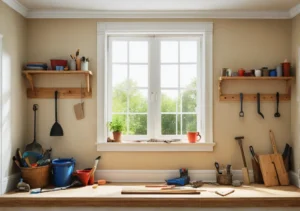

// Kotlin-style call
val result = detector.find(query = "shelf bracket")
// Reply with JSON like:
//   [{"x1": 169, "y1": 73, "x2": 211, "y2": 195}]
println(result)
[
  {"x1": 25, "y1": 73, "x2": 34, "y2": 91},
  {"x1": 86, "y1": 74, "x2": 90, "y2": 93}
]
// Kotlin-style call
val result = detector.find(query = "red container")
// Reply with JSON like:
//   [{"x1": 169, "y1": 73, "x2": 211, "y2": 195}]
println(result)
[
  {"x1": 50, "y1": 59, "x2": 67, "y2": 70},
  {"x1": 75, "y1": 170, "x2": 91, "y2": 186},
  {"x1": 282, "y1": 62, "x2": 290, "y2": 77},
  {"x1": 238, "y1": 68, "x2": 245, "y2": 76}
]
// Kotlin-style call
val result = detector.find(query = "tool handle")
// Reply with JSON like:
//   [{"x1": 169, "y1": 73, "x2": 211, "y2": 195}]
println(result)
[
  {"x1": 276, "y1": 92, "x2": 279, "y2": 111},
  {"x1": 55, "y1": 91, "x2": 58, "y2": 122},
  {"x1": 214, "y1": 162, "x2": 221, "y2": 174},
  {"x1": 238, "y1": 139, "x2": 247, "y2": 167},
  {"x1": 249, "y1": 146, "x2": 259, "y2": 163},
  {"x1": 33, "y1": 104, "x2": 38, "y2": 143},
  {"x1": 269, "y1": 130, "x2": 278, "y2": 154},
  {"x1": 240, "y1": 93, "x2": 243, "y2": 110}
]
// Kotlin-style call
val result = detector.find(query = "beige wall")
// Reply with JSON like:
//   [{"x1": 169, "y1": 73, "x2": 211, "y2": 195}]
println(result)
[
  {"x1": 27, "y1": 19, "x2": 292, "y2": 170},
  {"x1": 291, "y1": 14, "x2": 300, "y2": 172},
  {"x1": 0, "y1": 1, "x2": 27, "y2": 178}
]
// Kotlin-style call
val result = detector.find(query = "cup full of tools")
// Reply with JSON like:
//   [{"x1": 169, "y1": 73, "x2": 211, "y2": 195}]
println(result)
[{"x1": 215, "y1": 162, "x2": 233, "y2": 185}]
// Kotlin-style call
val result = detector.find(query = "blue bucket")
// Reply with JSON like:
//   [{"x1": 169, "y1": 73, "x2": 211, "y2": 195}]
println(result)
[{"x1": 52, "y1": 158, "x2": 76, "y2": 187}]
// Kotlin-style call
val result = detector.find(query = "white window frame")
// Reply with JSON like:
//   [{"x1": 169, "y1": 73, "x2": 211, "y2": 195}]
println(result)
[{"x1": 97, "y1": 22, "x2": 214, "y2": 151}]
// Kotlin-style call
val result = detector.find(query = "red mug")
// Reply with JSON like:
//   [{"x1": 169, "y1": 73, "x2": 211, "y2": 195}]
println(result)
[
  {"x1": 187, "y1": 132, "x2": 201, "y2": 143},
  {"x1": 238, "y1": 68, "x2": 245, "y2": 76}
]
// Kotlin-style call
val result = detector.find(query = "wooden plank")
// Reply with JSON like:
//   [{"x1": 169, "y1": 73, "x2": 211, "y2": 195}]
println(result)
[
  {"x1": 259, "y1": 154, "x2": 279, "y2": 187},
  {"x1": 27, "y1": 88, "x2": 92, "y2": 99},
  {"x1": 121, "y1": 189, "x2": 201, "y2": 194},
  {"x1": 219, "y1": 94, "x2": 290, "y2": 102},
  {"x1": 23, "y1": 70, "x2": 92, "y2": 75},
  {"x1": 252, "y1": 158, "x2": 264, "y2": 184},
  {"x1": 271, "y1": 154, "x2": 289, "y2": 186},
  {"x1": 219, "y1": 76, "x2": 294, "y2": 81}
]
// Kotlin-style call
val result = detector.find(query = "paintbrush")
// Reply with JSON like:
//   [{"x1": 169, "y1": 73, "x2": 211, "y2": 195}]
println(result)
[
  {"x1": 89, "y1": 156, "x2": 101, "y2": 178},
  {"x1": 75, "y1": 49, "x2": 80, "y2": 59}
]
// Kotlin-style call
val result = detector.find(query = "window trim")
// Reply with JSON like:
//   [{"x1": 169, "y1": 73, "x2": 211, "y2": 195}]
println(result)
[{"x1": 97, "y1": 22, "x2": 214, "y2": 151}]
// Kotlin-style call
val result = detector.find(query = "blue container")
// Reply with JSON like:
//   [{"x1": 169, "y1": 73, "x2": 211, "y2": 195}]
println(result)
[{"x1": 52, "y1": 158, "x2": 76, "y2": 187}]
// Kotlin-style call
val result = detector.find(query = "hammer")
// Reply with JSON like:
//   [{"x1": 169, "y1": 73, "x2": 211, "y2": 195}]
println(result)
[{"x1": 235, "y1": 136, "x2": 250, "y2": 185}]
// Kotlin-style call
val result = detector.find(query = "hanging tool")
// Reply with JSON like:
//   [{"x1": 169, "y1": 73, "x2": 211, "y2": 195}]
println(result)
[
  {"x1": 235, "y1": 136, "x2": 250, "y2": 185},
  {"x1": 214, "y1": 162, "x2": 222, "y2": 174},
  {"x1": 25, "y1": 104, "x2": 44, "y2": 163},
  {"x1": 257, "y1": 93, "x2": 264, "y2": 119},
  {"x1": 239, "y1": 93, "x2": 244, "y2": 117},
  {"x1": 274, "y1": 92, "x2": 281, "y2": 118},
  {"x1": 50, "y1": 91, "x2": 64, "y2": 136}
]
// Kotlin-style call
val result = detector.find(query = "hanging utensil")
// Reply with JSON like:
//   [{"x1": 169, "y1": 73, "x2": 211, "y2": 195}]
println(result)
[
  {"x1": 50, "y1": 91, "x2": 64, "y2": 136},
  {"x1": 239, "y1": 93, "x2": 244, "y2": 117},
  {"x1": 25, "y1": 105, "x2": 43, "y2": 157},
  {"x1": 274, "y1": 92, "x2": 281, "y2": 118},
  {"x1": 257, "y1": 93, "x2": 264, "y2": 119}
]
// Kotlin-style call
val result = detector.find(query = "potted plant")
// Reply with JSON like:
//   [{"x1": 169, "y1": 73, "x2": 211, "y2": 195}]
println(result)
[
  {"x1": 107, "y1": 119, "x2": 124, "y2": 142},
  {"x1": 80, "y1": 56, "x2": 90, "y2": 71}
]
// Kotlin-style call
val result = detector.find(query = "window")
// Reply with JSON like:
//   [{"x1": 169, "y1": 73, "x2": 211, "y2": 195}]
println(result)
[{"x1": 97, "y1": 22, "x2": 214, "y2": 151}]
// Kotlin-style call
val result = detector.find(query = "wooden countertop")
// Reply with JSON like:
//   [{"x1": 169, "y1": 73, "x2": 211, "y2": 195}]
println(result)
[{"x1": 1, "y1": 183, "x2": 300, "y2": 207}]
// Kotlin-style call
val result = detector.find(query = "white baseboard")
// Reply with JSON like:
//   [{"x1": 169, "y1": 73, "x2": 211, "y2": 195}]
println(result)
[
  {"x1": 289, "y1": 171, "x2": 299, "y2": 188},
  {"x1": 94, "y1": 170, "x2": 254, "y2": 183},
  {"x1": 1, "y1": 173, "x2": 20, "y2": 194}
]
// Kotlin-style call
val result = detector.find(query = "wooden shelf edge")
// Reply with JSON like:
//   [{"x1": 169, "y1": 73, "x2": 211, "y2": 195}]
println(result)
[
  {"x1": 27, "y1": 88, "x2": 92, "y2": 99},
  {"x1": 219, "y1": 76, "x2": 294, "y2": 81},
  {"x1": 219, "y1": 94, "x2": 290, "y2": 102},
  {"x1": 23, "y1": 70, "x2": 92, "y2": 75}
]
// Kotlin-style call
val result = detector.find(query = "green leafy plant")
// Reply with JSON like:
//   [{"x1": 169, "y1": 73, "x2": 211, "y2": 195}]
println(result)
[
  {"x1": 107, "y1": 118, "x2": 124, "y2": 132},
  {"x1": 81, "y1": 56, "x2": 90, "y2": 62}
]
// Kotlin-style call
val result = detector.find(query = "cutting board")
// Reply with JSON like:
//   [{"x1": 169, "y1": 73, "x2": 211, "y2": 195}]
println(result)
[
  {"x1": 259, "y1": 154, "x2": 279, "y2": 187},
  {"x1": 269, "y1": 130, "x2": 289, "y2": 186},
  {"x1": 121, "y1": 189, "x2": 201, "y2": 194}
]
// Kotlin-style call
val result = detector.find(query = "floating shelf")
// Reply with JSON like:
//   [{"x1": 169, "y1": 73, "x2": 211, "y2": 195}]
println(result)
[
  {"x1": 218, "y1": 76, "x2": 294, "y2": 102},
  {"x1": 23, "y1": 70, "x2": 93, "y2": 99}
]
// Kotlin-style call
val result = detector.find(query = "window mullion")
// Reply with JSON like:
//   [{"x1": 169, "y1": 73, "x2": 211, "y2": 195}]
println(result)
[{"x1": 126, "y1": 41, "x2": 130, "y2": 135}]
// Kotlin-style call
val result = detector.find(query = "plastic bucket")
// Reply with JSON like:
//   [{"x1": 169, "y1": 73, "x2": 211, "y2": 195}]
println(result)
[{"x1": 52, "y1": 158, "x2": 76, "y2": 187}]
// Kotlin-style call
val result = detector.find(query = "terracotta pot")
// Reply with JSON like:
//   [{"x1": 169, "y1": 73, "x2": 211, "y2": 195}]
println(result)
[
  {"x1": 113, "y1": 131, "x2": 122, "y2": 142},
  {"x1": 187, "y1": 131, "x2": 201, "y2": 143}
]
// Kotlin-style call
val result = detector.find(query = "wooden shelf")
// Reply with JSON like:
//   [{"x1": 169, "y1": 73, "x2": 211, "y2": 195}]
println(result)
[
  {"x1": 219, "y1": 76, "x2": 294, "y2": 81},
  {"x1": 218, "y1": 76, "x2": 294, "y2": 102},
  {"x1": 23, "y1": 70, "x2": 93, "y2": 99}
]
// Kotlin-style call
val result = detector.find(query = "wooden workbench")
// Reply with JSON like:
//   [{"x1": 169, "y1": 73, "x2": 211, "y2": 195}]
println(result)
[{"x1": 0, "y1": 183, "x2": 300, "y2": 208}]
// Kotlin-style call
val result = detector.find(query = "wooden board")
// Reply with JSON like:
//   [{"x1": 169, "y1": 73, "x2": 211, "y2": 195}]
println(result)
[
  {"x1": 242, "y1": 167, "x2": 250, "y2": 185},
  {"x1": 271, "y1": 154, "x2": 289, "y2": 185},
  {"x1": 252, "y1": 158, "x2": 264, "y2": 184},
  {"x1": 219, "y1": 76, "x2": 294, "y2": 81},
  {"x1": 259, "y1": 154, "x2": 279, "y2": 187},
  {"x1": 215, "y1": 188, "x2": 235, "y2": 196},
  {"x1": 121, "y1": 189, "x2": 200, "y2": 194},
  {"x1": 27, "y1": 88, "x2": 92, "y2": 99}
]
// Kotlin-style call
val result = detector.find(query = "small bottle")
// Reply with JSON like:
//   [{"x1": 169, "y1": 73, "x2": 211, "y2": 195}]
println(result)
[{"x1": 17, "y1": 178, "x2": 30, "y2": 192}]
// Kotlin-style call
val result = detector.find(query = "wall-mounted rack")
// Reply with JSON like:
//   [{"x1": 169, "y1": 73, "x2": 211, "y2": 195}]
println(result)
[
  {"x1": 23, "y1": 70, "x2": 93, "y2": 99},
  {"x1": 218, "y1": 76, "x2": 294, "y2": 102}
]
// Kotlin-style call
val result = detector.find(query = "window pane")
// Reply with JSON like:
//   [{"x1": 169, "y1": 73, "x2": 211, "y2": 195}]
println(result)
[
  {"x1": 129, "y1": 89, "x2": 148, "y2": 112},
  {"x1": 177, "y1": 114, "x2": 181, "y2": 135},
  {"x1": 161, "y1": 41, "x2": 178, "y2": 63},
  {"x1": 129, "y1": 41, "x2": 148, "y2": 63},
  {"x1": 129, "y1": 115, "x2": 147, "y2": 135},
  {"x1": 112, "y1": 64, "x2": 127, "y2": 88},
  {"x1": 182, "y1": 90, "x2": 197, "y2": 112},
  {"x1": 180, "y1": 65, "x2": 197, "y2": 89},
  {"x1": 112, "y1": 89, "x2": 127, "y2": 113},
  {"x1": 182, "y1": 114, "x2": 197, "y2": 134},
  {"x1": 112, "y1": 114, "x2": 127, "y2": 134},
  {"x1": 112, "y1": 41, "x2": 127, "y2": 63},
  {"x1": 161, "y1": 114, "x2": 176, "y2": 135},
  {"x1": 161, "y1": 90, "x2": 177, "y2": 112},
  {"x1": 161, "y1": 65, "x2": 178, "y2": 88},
  {"x1": 180, "y1": 41, "x2": 197, "y2": 63},
  {"x1": 129, "y1": 65, "x2": 148, "y2": 87}
]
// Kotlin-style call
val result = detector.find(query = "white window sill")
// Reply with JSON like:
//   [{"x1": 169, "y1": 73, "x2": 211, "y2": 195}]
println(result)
[{"x1": 97, "y1": 142, "x2": 216, "y2": 152}]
